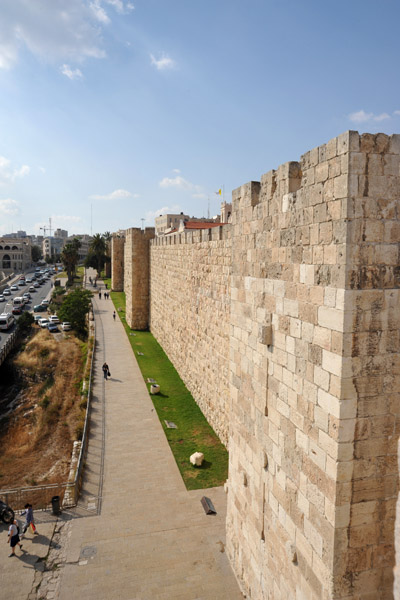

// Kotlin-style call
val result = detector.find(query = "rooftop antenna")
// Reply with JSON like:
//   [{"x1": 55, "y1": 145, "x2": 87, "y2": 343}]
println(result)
[
  {"x1": 91, "y1": 203, "x2": 93, "y2": 236},
  {"x1": 141, "y1": 218, "x2": 145, "y2": 230},
  {"x1": 207, "y1": 196, "x2": 210, "y2": 219},
  {"x1": 49, "y1": 217, "x2": 52, "y2": 237}
]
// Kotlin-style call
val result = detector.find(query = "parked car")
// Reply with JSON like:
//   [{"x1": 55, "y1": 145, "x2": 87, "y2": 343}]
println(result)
[
  {"x1": 49, "y1": 315, "x2": 59, "y2": 324},
  {"x1": 39, "y1": 318, "x2": 50, "y2": 328},
  {"x1": 41, "y1": 300, "x2": 50, "y2": 307},
  {"x1": 61, "y1": 322, "x2": 72, "y2": 331},
  {"x1": 33, "y1": 314, "x2": 43, "y2": 323},
  {"x1": 33, "y1": 304, "x2": 47, "y2": 312},
  {"x1": 48, "y1": 323, "x2": 59, "y2": 333}
]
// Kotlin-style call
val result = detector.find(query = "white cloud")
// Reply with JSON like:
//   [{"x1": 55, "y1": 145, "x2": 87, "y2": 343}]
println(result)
[
  {"x1": 192, "y1": 193, "x2": 208, "y2": 199},
  {"x1": 374, "y1": 112, "x2": 390, "y2": 122},
  {"x1": 159, "y1": 176, "x2": 192, "y2": 190},
  {"x1": 61, "y1": 64, "x2": 84, "y2": 80},
  {"x1": 172, "y1": 168, "x2": 181, "y2": 174},
  {"x1": 90, "y1": 188, "x2": 133, "y2": 200},
  {"x1": 394, "y1": 110, "x2": 400, "y2": 116},
  {"x1": 0, "y1": 156, "x2": 30, "y2": 185},
  {"x1": 90, "y1": 0, "x2": 111, "y2": 24},
  {"x1": 349, "y1": 109, "x2": 391, "y2": 123},
  {"x1": 0, "y1": 0, "x2": 134, "y2": 72},
  {"x1": 38, "y1": 166, "x2": 46, "y2": 174},
  {"x1": 150, "y1": 53, "x2": 175, "y2": 70},
  {"x1": 0, "y1": 198, "x2": 20, "y2": 216}
]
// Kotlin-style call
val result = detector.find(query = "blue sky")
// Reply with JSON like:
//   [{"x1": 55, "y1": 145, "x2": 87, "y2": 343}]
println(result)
[{"x1": 0, "y1": 0, "x2": 399, "y2": 237}]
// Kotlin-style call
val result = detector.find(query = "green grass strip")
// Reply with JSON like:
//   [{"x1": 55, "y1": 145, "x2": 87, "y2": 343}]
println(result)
[{"x1": 102, "y1": 277, "x2": 228, "y2": 490}]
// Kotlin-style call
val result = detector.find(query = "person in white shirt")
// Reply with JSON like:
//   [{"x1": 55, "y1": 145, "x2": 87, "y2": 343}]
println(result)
[{"x1": 7, "y1": 519, "x2": 23, "y2": 557}]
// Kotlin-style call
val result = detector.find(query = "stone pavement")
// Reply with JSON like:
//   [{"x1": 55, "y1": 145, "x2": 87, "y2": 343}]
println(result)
[
  {"x1": 0, "y1": 515, "x2": 58, "y2": 600},
  {"x1": 51, "y1": 272, "x2": 243, "y2": 600}
]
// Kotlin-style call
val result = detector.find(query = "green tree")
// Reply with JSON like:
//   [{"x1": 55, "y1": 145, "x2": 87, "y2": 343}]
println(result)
[
  {"x1": 61, "y1": 238, "x2": 81, "y2": 285},
  {"x1": 88, "y1": 233, "x2": 107, "y2": 276},
  {"x1": 31, "y1": 245, "x2": 42, "y2": 262},
  {"x1": 57, "y1": 288, "x2": 93, "y2": 336},
  {"x1": 16, "y1": 311, "x2": 34, "y2": 336}
]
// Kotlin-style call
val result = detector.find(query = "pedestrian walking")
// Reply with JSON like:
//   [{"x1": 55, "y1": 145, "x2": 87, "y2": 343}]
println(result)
[
  {"x1": 21, "y1": 503, "x2": 38, "y2": 536},
  {"x1": 99, "y1": 291, "x2": 101, "y2": 299},
  {"x1": 102, "y1": 362, "x2": 110, "y2": 380},
  {"x1": 113, "y1": 310, "x2": 116, "y2": 321},
  {"x1": 8, "y1": 519, "x2": 23, "y2": 557}
]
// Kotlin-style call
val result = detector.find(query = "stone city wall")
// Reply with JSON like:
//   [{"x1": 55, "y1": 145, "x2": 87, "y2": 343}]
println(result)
[
  {"x1": 150, "y1": 227, "x2": 232, "y2": 446},
  {"x1": 125, "y1": 227, "x2": 155, "y2": 330},
  {"x1": 225, "y1": 131, "x2": 400, "y2": 600},
  {"x1": 112, "y1": 130, "x2": 400, "y2": 599},
  {"x1": 111, "y1": 235, "x2": 125, "y2": 292}
]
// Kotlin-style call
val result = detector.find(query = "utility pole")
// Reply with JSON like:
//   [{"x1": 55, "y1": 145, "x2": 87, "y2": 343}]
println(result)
[{"x1": 48, "y1": 217, "x2": 52, "y2": 237}]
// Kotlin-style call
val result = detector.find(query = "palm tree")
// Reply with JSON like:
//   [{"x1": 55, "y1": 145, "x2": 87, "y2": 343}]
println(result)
[
  {"x1": 61, "y1": 238, "x2": 81, "y2": 285},
  {"x1": 89, "y1": 233, "x2": 107, "y2": 277}
]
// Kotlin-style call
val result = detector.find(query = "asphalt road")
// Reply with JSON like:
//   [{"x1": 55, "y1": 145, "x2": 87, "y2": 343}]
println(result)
[{"x1": 0, "y1": 272, "x2": 54, "y2": 350}]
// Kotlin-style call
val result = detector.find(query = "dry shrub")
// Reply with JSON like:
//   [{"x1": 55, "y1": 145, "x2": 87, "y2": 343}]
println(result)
[{"x1": 0, "y1": 328, "x2": 90, "y2": 488}]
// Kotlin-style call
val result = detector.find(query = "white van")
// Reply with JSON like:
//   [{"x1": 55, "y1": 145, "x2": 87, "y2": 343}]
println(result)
[
  {"x1": 0, "y1": 313, "x2": 15, "y2": 330},
  {"x1": 13, "y1": 296, "x2": 24, "y2": 307}
]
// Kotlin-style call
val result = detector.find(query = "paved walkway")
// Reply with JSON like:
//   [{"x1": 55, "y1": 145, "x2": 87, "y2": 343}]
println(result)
[{"x1": 53, "y1": 273, "x2": 242, "y2": 600}]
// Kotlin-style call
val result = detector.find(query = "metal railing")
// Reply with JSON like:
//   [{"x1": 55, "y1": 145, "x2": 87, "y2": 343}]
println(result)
[
  {"x1": 0, "y1": 330, "x2": 18, "y2": 367},
  {"x1": 0, "y1": 303, "x2": 96, "y2": 512}
]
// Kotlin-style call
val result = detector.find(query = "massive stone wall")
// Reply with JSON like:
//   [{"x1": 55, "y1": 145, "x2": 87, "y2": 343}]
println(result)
[
  {"x1": 111, "y1": 234, "x2": 125, "y2": 291},
  {"x1": 226, "y1": 131, "x2": 400, "y2": 599},
  {"x1": 150, "y1": 227, "x2": 232, "y2": 446},
  {"x1": 125, "y1": 227, "x2": 155, "y2": 330},
  {"x1": 113, "y1": 130, "x2": 400, "y2": 599}
]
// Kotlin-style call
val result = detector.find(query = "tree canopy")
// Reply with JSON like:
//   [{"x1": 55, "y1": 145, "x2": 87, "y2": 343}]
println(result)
[
  {"x1": 61, "y1": 238, "x2": 81, "y2": 285},
  {"x1": 31, "y1": 245, "x2": 42, "y2": 262},
  {"x1": 85, "y1": 233, "x2": 107, "y2": 276},
  {"x1": 57, "y1": 288, "x2": 93, "y2": 336}
]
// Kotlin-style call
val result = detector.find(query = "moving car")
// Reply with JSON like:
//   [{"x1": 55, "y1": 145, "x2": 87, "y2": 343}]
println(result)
[
  {"x1": 0, "y1": 295, "x2": 4, "y2": 302},
  {"x1": 3, "y1": 288, "x2": 11, "y2": 295},
  {"x1": 61, "y1": 322, "x2": 72, "y2": 331},
  {"x1": 10, "y1": 285, "x2": 18, "y2": 291},
  {"x1": 0, "y1": 313, "x2": 15, "y2": 330},
  {"x1": 33, "y1": 282, "x2": 40, "y2": 288},
  {"x1": 29, "y1": 286, "x2": 36, "y2": 292},
  {"x1": 12, "y1": 306, "x2": 23, "y2": 315},
  {"x1": 23, "y1": 292, "x2": 31, "y2": 300}
]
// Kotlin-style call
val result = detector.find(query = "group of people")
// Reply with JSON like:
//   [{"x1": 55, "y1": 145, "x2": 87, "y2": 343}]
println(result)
[
  {"x1": 7, "y1": 503, "x2": 38, "y2": 558},
  {"x1": 98, "y1": 290, "x2": 110, "y2": 300}
]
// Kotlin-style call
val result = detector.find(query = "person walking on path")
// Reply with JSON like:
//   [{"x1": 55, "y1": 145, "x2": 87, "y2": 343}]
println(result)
[
  {"x1": 102, "y1": 362, "x2": 110, "y2": 380},
  {"x1": 113, "y1": 310, "x2": 116, "y2": 321},
  {"x1": 21, "y1": 503, "x2": 38, "y2": 537},
  {"x1": 99, "y1": 291, "x2": 102, "y2": 300},
  {"x1": 7, "y1": 519, "x2": 23, "y2": 557}
]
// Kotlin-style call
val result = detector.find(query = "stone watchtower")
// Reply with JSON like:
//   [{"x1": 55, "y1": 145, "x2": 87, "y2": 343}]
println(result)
[
  {"x1": 111, "y1": 234, "x2": 125, "y2": 292},
  {"x1": 226, "y1": 131, "x2": 400, "y2": 599},
  {"x1": 124, "y1": 227, "x2": 155, "y2": 330}
]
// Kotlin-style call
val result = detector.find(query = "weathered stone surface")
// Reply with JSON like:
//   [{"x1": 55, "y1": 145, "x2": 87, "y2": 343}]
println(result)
[{"x1": 110, "y1": 131, "x2": 400, "y2": 600}]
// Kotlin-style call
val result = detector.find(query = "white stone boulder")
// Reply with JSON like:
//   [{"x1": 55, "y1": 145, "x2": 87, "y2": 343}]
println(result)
[
  {"x1": 190, "y1": 452, "x2": 204, "y2": 467},
  {"x1": 150, "y1": 384, "x2": 160, "y2": 394}
]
